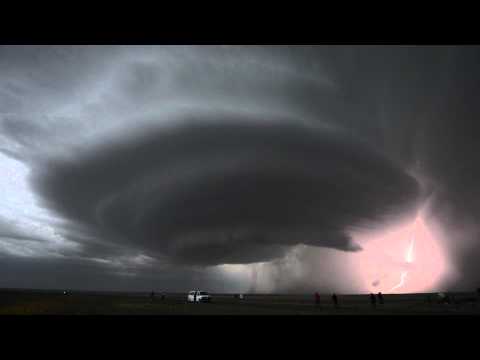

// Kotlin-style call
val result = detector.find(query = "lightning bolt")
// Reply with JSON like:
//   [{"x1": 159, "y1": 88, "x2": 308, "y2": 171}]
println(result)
[
  {"x1": 390, "y1": 222, "x2": 416, "y2": 292},
  {"x1": 390, "y1": 271, "x2": 408, "y2": 291}
]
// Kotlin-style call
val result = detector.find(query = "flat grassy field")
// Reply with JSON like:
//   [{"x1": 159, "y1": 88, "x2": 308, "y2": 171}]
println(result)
[{"x1": 0, "y1": 289, "x2": 479, "y2": 315}]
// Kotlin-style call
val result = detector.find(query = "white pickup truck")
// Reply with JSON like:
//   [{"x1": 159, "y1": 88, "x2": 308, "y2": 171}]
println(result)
[{"x1": 187, "y1": 290, "x2": 212, "y2": 303}]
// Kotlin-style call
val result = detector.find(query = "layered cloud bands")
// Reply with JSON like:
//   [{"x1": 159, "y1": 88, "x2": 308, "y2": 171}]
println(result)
[
  {"x1": 31, "y1": 115, "x2": 420, "y2": 266},
  {"x1": 6, "y1": 45, "x2": 477, "y2": 292}
]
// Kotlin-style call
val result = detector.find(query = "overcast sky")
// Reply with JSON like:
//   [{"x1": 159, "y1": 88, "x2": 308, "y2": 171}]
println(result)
[{"x1": 0, "y1": 45, "x2": 479, "y2": 293}]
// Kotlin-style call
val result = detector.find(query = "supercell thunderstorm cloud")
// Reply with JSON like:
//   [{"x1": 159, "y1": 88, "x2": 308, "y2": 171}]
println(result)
[{"x1": 0, "y1": 45, "x2": 479, "y2": 293}]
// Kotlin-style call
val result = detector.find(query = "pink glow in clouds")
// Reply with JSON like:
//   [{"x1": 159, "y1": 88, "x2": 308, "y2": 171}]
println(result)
[{"x1": 350, "y1": 214, "x2": 449, "y2": 294}]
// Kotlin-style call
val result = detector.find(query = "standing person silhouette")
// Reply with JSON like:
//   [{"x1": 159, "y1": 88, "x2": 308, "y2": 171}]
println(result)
[
  {"x1": 377, "y1": 292, "x2": 384, "y2": 305},
  {"x1": 332, "y1": 293, "x2": 338, "y2": 308},
  {"x1": 370, "y1": 293, "x2": 377, "y2": 308}
]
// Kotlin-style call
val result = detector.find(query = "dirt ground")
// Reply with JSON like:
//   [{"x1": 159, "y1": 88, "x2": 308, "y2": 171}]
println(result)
[{"x1": 1, "y1": 289, "x2": 479, "y2": 315}]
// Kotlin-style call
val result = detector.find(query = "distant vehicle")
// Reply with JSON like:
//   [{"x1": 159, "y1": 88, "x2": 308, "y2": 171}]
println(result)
[
  {"x1": 187, "y1": 290, "x2": 211, "y2": 303},
  {"x1": 234, "y1": 294, "x2": 245, "y2": 300}
]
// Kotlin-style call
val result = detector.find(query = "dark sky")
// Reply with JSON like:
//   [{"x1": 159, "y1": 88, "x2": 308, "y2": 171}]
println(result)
[{"x1": 0, "y1": 45, "x2": 479, "y2": 293}]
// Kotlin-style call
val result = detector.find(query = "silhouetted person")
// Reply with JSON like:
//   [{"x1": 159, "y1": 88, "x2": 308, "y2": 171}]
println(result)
[
  {"x1": 194, "y1": 291, "x2": 197, "y2": 303},
  {"x1": 332, "y1": 293, "x2": 338, "y2": 308},
  {"x1": 438, "y1": 292, "x2": 451, "y2": 304},
  {"x1": 315, "y1": 292, "x2": 320, "y2": 306},
  {"x1": 427, "y1": 295, "x2": 432, "y2": 305},
  {"x1": 451, "y1": 293, "x2": 456, "y2": 305},
  {"x1": 445, "y1": 293, "x2": 451, "y2": 304},
  {"x1": 370, "y1": 293, "x2": 376, "y2": 308},
  {"x1": 437, "y1": 292, "x2": 445, "y2": 304},
  {"x1": 377, "y1": 292, "x2": 384, "y2": 305}
]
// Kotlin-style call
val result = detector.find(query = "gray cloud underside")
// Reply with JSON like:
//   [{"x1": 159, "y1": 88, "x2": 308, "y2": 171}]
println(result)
[
  {"x1": 0, "y1": 255, "x2": 239, "y2": 293},
  {"x1": 30, "y1": 116, "x2": 420, "y2": 266}
]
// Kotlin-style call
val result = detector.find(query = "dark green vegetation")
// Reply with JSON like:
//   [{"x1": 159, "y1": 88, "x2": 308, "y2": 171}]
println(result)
[{"x1": 0, "y1": 289, "x2": 479, "y2": 315}]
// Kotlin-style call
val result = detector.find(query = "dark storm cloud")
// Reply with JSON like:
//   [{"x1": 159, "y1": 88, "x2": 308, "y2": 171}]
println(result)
[
  {"x1": 0, "y1": 45, "x2": 120, "y2": 110},
  {"x1": 0, "y1": 254, "x2": 231, "y2": 293},
  {"x1": 411, "y1": 47, "x2": 480, "y2": 290},
  {"x1": 0, "y1": 216, "x2": 52, "y2": 243},
  {"x1": 2, "y1": 45, "x2": 480, "y2": 292},
  {"x1": 317, "y1": 45, "x2": 480, "y2": 290},
  {"x1": 30, "y1": 114, "x2": 420, "y2": 266}
]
